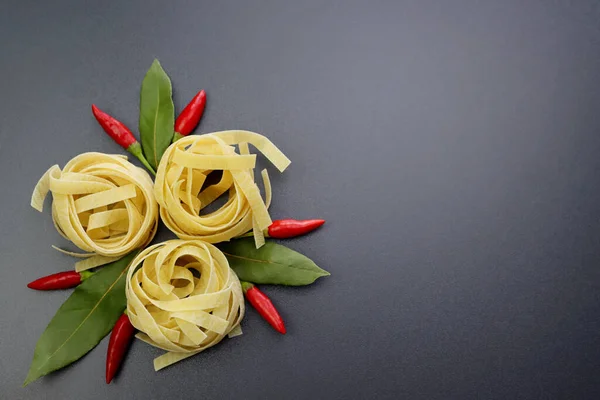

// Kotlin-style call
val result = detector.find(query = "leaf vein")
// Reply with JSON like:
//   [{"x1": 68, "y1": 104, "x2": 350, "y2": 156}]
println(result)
[
  {"x1": 223, "y1": 252, "x2": 321, "y2": 273},
  {"x1": 30, "y1": 264, "x2": 128, "y2": 374},
  {"x1": 152, "y1": 79, "x2": 160, "y2": 167}
]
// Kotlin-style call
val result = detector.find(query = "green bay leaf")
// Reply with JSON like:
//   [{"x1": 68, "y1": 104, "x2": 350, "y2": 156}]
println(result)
[
  {"x1": 139, "y1": 59, "x2": 175, "y2": 169},
  {"x1": 218, "y1": 239, "x2": 330, "y2": 286},
  {"x1": 23, "y1": 252, "x2": 137, "y2": 386}
]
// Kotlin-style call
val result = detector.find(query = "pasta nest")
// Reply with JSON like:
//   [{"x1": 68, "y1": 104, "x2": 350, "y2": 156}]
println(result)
[
  {"x1": 31, "y1": 152, "x2": 158, "y2": 258},
  {"x1": 154, "y1": 130, "x2": 291, "y2": 248},
  {"x1": 126, "y1": 239, "x2": 244, "y2": 370}
]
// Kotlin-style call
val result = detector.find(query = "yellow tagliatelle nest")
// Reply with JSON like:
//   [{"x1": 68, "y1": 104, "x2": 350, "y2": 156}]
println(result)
[
  {"x1": 155, "y1": 130, "x2": 290, "y2": 248},
  {"x1": 31, "y1": 152, "x2": 158, "y2": 261},
  {"x1": 125, "y1": 240, "x2": 245, "y2": 370}
]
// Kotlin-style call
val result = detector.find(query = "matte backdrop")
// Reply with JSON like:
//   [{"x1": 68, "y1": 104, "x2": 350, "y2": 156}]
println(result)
[{"x1": 1, "y1": 0, "x2": 600, "y2": 399}]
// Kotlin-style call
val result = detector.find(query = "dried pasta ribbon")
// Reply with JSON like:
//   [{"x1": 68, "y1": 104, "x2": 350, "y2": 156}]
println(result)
[
  {"x1": 125, "y1": 240, "x2": 244, "y2": 371},
  {"x1": 154, "y1": 130, "x2": 290, "y2": 247},
  {"x1": 31, "y1": 152, "x2": 158, "y2": 258}
]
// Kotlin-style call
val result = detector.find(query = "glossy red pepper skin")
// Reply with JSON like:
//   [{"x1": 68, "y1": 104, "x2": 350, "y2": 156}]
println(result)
[
  {"x1": 91, "y1": 104, "x2": 156, "y2": 174},
  {"x1": 267, "y1": 219, "x2": 325, "y2": 239},
  {"x1": 174, "y1": 90, "x2": 206, "y2": 139},
  {"x1": 91, "y1": 105, "x2": 137, "y2": 149},
  {"x1": 27, "y1": 270, "x2": 93, "y2": 290},
  {"x1": 106, "y1": 313, "x2": 135, "y2": 384},
  {"x1": 241, "y1": 282, "x2": 286, "y2": 334}
]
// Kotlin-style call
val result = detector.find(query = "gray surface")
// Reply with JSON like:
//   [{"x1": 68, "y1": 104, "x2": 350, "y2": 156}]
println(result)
[{"x1": 1, "y1": 0, "x2": 600, "y2": 398}]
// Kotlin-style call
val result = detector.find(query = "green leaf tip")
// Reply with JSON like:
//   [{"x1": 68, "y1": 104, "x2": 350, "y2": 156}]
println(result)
[
  {"x1": 23, "y1": 252, "x2": 136, "y2": 386},
  {"x1": 218, "y1": 239, "x2": 330, "y2": 286},
  {"x1": 139, "y1": 58, "x2": 175, "y2": 170}
]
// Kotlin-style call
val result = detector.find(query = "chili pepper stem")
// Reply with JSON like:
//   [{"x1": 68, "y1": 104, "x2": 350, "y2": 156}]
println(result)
[
  {"x1": 126, "y1": 142, "x2": 156, "y2": 175},
  {"x1": 172, "y1": 132, "x2": 184, "y2": 143},
  {"x1": 241, "y1": 281, "x2": 254, "y2": 293},
  {"x1": 79, "y1": 270, "x2": 95, "y2": 281},
  {"x1": 27, "y1": 270, "x2": 93, "y2": 291},
  {"x1": 240, "y1": 281, "x2": 286, "y2": 334},
  {"x1": 237, "y1": 231, "x2": 267, "y2": 239}
]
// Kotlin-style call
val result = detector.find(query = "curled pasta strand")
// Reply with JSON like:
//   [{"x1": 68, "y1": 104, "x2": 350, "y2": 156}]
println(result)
[
  {"x1": 125, "y1": 240, "x2": 244, "y2": 370},
  {"x1": 31, "y1": 152, "x2": 158, "y2": 258},
  {"x1": 154, "y1": 131, "x2": 289, "y2": 247}
]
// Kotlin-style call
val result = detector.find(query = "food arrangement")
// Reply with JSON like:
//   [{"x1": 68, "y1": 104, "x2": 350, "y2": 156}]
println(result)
[{"x1": 24, "y1": 59, "x2": 329, "y2": 386}]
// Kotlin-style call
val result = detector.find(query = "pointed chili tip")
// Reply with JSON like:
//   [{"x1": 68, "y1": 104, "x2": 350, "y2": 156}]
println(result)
[
  {"x1": 106, "y1": 313, "x2": 135, "y2": 385},
  {"x1": 277, "y1": 324, "x2": 287, "y2": 335},
  {"x1": 27, "y1": 277, "x2": 48, "y2": 290},
  {"x1": 91, "y1": 104, "x2": 106, "y2": 121},
  {"x1": 26, "y1": 271, "x2": 82, "y2": 291},
  {"x1": 267, "y1": 219, "x2": 326, "y2": 239},
  {"x1": 194, "y1": 89, "x2": 206, "y2": 103},
  {"x1": 175, "y1": 90, "x2": 207, "y2": 136}
]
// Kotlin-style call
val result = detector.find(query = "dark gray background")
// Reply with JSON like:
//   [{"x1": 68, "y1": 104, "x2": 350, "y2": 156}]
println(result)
[{"x1": 2, "y1": 0, "x2": 600, "y2": 399}]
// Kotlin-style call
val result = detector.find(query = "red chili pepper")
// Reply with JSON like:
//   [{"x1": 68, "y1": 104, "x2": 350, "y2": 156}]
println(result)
[
  {"x1": 267, "y1": 219, "x2": 326, "y2": 239},
  {"x1": 173, "y1": 90, "x2": 206, "y2": 142},
  {"x1": 27, "y1": 270, "x2": 94, "y2": 291},
  {"x1": 106, "y1": 313, "x2": 136, "y2": 384},
  {"x1": 241, "y1": 281, "x2": 286, "y2": 334},
  {"x1": 91, "y1": 104, "x2": 156, "y2": 175}
]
